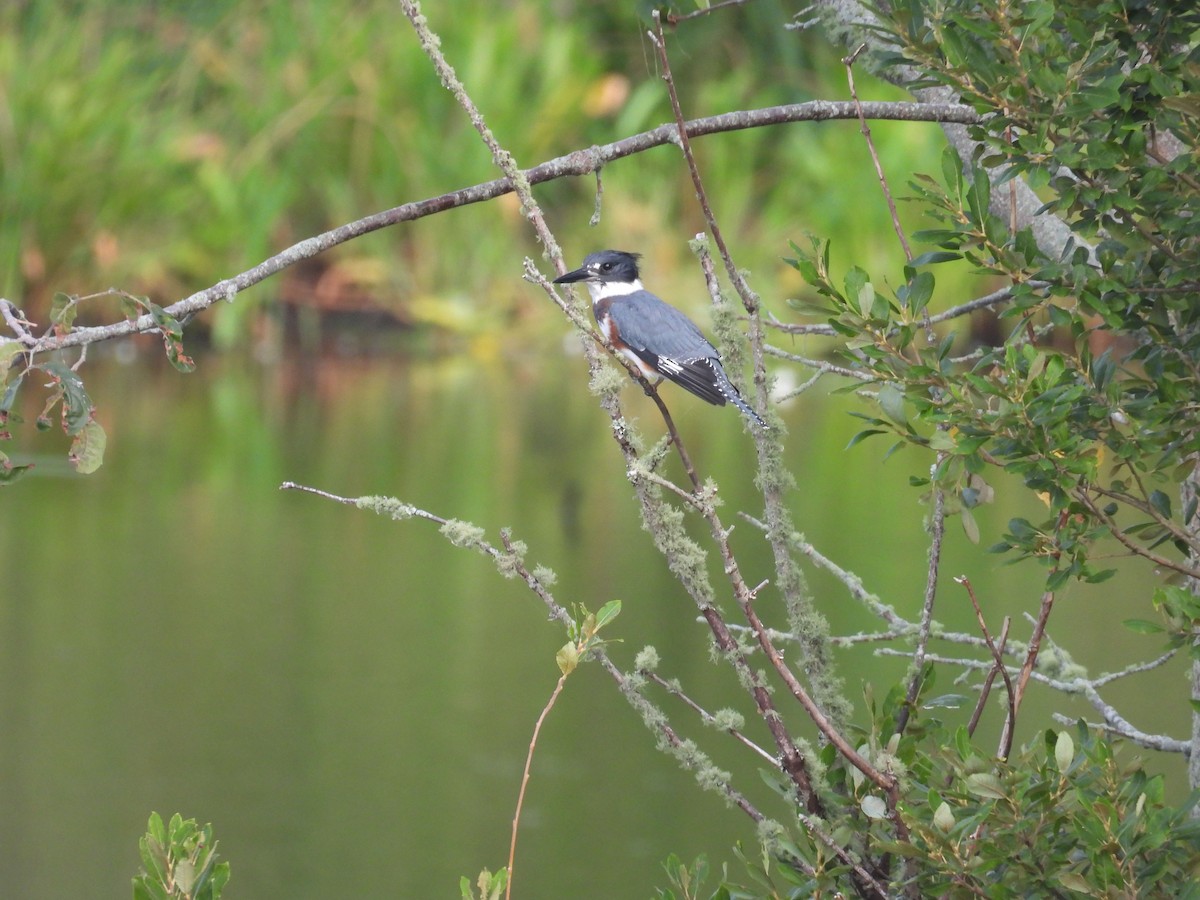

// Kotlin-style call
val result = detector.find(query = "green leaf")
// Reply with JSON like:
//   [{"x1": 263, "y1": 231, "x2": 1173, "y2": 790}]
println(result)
[
  {"x1": 1058, "y1": 871, "x2": 1094, "y2": 894},
  {"x1": 960, "y1": 507, "x2": 980, "y2": 544},
  {"x1": 941, "y1": 146, "x2": 963, "y2": 195},
  {"x1": 877, "y1": 383, "x2": 907, "y2": 426},
  {"x1": 1122, "y1": 618, "x2": 1163, "y2": 634},
  {"x1": 953, "y1": 726, "x2": 972, "y2": 760},
  {"x1": 148, "y1": 812, "x2": 166, "y2": 846},
  {"x1": 933, "y1": 801, "x2": 955, "y2": 833},
  {"x1": 1055, "y1": 731, "x2": 1075, "y2": 773},
  {"x1": 174, "y1": 859, "x2": 197, "y2": 895},
  {"x1": 1148, "y1": 490, "x2": 1172, "y2": 519},
  {"x1": 39, "y1": 361, "x2": 93, "y2": 435},
  {"x1": 594, "y1": 599, "x2": 621, "y2": 631},
  {"x1": 927, "y1": 430, "x2": 956, "y2": 451},
  {"x1": 968, "y1": 170, "x2": 991, "y2": 223},
  {"x1": 119, "y1": 294, "x2": 146, "y2": 320},
  {"x1": 0, "y1": 458, "x2": 34, "y2": 485},
  {"x1": 0, "y1": 340, "x2": 23, "y2": 384},
  {"x1": 164, "y1": 336, "x2": 197, "y2": 373},
  {"x1": 846, "y1": 428, "x2": 886, "y2": 449},
  {"x1": 69, "y1": 420, "x2": 106, "y2": 474},
  {"x1": 844, "y1": 267, "x2": 873, "y2": 317},
  {"x1": 790, "y1": 256, "x2": 821, "y2": 286},
  {"x1": 1007, "y1": 518, "x2": 1037, "y2": 540},
  {"x1": 965, "y1": 771, "x2": 1006, "y2": 800},
  {"x1": 909, "y1": 250, "x2": 962, "y2": 266},
  {"x1": 0, "y1": 372, "x2": 23, "y2": 414},
  {"x1": 50, "y1": 292, "x2": 77, "y2": 329},
  {"x1": 903, "y1": 270, "x2": 935, "y2": 314},
  {"x1": 556, "y1": 642, "x2": 579, "y2": 676},
  {"x1": 147, "y1": 302, "x2": 197, "y2": 372},
  {"x1": 860, "y1": 794, "x2": 888, "y2": 819},
  {"x1": 1046, "y1": 568, "x2": 1072, "y2": 592}
]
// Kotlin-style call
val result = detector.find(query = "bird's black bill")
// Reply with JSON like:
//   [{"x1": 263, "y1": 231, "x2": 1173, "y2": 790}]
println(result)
[{"x1": 553, "y1": 267, "x2": 591, "y2": 284}]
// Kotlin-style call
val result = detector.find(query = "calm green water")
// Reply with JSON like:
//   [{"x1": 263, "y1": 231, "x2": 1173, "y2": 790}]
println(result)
[{"x1": 0, "y1": 345, "x2": 1188, "y2": 898}]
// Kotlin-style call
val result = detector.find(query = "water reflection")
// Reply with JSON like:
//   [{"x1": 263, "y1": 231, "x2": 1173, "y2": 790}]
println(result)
[{"x1": 0, "y1": 347, "x2": 1187, "y2": 897}]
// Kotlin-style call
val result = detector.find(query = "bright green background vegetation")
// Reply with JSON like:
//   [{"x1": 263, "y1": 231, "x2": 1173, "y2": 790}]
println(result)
[{"x1": 3, "y1": 1, "x2": 1194, "y2": 897}]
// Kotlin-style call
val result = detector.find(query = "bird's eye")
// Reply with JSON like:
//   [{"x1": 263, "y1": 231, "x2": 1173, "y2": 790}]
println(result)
[{"x1": 600, "y1": 262, "x2": 612, "y2": 271}]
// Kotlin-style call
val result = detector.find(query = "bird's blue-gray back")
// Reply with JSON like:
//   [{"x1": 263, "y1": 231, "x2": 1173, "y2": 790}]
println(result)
[{"x1": 604, "y1": 292, "x2": 720, "y2": 362}]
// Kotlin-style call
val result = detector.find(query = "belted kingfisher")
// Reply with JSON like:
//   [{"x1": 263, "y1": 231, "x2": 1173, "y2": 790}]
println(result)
[{"x1": 554, "y1": 250, "x2": 767, "y2": 430}]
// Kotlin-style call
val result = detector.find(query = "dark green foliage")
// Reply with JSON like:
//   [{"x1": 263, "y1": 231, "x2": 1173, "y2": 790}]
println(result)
[
  {"x1": 893, "y1": 716, "x2": 1200, "y2": 896},
  {"x1": 790, "y1": 0, "x2": 1200, "y2": 591},
  {"x1": 736, "y1": 0, "x2": 1200, "y2": 894}
]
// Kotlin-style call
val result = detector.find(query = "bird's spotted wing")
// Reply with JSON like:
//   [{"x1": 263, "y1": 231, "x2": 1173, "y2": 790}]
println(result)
[{"x1": 651, "y1": 355, "x2": 729, "y2": 407}]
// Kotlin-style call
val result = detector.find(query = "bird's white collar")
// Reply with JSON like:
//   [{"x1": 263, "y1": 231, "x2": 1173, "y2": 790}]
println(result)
[{"x1": 586, "y1": 279, "x2": 645, "y2": 302}]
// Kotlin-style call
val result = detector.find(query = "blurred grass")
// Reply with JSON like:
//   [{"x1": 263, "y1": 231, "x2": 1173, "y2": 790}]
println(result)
[{"x1": 1, "y1": 0, "x2": 965, "y2": 351}]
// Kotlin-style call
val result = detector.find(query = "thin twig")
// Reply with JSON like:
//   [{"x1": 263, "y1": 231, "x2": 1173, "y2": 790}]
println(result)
[
  {"x1": 665, "y1": 0, "x2": 753, "y2": 25},
  {"x1": 897, "y1": 461, "x2": 947, "y2": 735},
  {"x1": 739, "y1": 512, "x2": 906, "y2": 628},
  {"x1": 1014, "y1": 588, "x2": 1055, "y2": 714},
  {"x1": 1075, "y1": 488, "x2": 1200, "y2": 580},
  {"x1": 589, "y1": 161, "x2": 604, "y2": 226},
  {"x1": 507, "y1": 673, "x2": 567, "y2": 900},
  {"x1": 843, "y1": 43, "x2": 913, "y2": 264},
  {"x1": 958, "y1": 576, "x2": 1016, "y2": 758},
  {"x1": 762, "y1": 344, "x2": 877, "y2": 381},
  {"x1": 642, "y1": 670, "x2": 777, "y2": 765},
  {"x1": 649, "y1": 16, "x2": 758, "y2": 317},
  {"x1": 0, "y1": 300, "x2": 37, "y2": 347},
  {"x1": 766, "y1": 281, "x2": 1042, "y2": 337},
  {"x1": 966, "y1": 618, "x2": 1011, "y2": 739}
]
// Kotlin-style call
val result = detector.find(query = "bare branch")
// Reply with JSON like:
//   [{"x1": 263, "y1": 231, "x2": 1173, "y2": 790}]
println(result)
[
  {"x1": 0, "y1": 300, "x2": 37, "y2": 347},
  {"x1": 958, "y1": 576, "x2": 1016, "y2": 757},
  {"x1": 641, "y1": 670, "x2": 777, "y2": 766},
  {"x1": 1054, "y1": 714, "x2": 1190, "y2": 755},
  {"x1": 897, "y1": 462, "x2": 946, "y2": 735},
  {"x1": 762, "y1": 344, "x2": 877, "y2": 381},
  {"x1": 966, "y1": 618, "x2": 1011, "y2": 739},
  {"x1": 13, "y1": 97, "x2": 977, "y2": 355}
]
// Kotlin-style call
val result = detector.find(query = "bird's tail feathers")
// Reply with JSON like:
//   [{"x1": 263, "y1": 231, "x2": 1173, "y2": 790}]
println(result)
[{"x1": 710, "y1": 362, "x2": 769, "y2": 430}]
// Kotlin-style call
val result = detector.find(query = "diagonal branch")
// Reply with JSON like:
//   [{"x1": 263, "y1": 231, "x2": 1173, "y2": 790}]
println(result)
[{"x1": 9, "y1": 98, "x2": 979, "y2": 355}]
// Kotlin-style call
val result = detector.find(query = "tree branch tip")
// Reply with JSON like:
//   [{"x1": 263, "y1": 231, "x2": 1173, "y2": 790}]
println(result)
[{"x1": 842, "y1": 42, "x2": 868, "y2": 67}]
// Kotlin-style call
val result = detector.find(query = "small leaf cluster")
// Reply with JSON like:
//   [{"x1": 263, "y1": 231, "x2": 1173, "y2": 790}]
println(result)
[
  {"x1": 1128, "y1": 585, "x2": 1200, "y2": 676},
  {"x1": 460, "y1": 867, "x2": 506, "y2": 900},
  {"x1": 785, "y1": 2, "x2": 1200, "y2": 589},
  {"x1": 655, "y1": 846, "x2": 815, "y2": 900},
  {"x1": 1, "y1": 349, "x2": 103, "y2": 481},
  {"x1": 1, "y1": 291, "x2": 197, "y2": 482},
  {"x1": 556, "y1": 598, "x2": 621, "y2": 676},
  {"x1": 132, "y1": 812, "x2": 229, "y2": 900},
  {"x1": 896, "y1": 719, "x2": 1200, "y2": 897},
  {"x1": 682, "y1": 677, "x2": 1200, "y2": 898}
]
